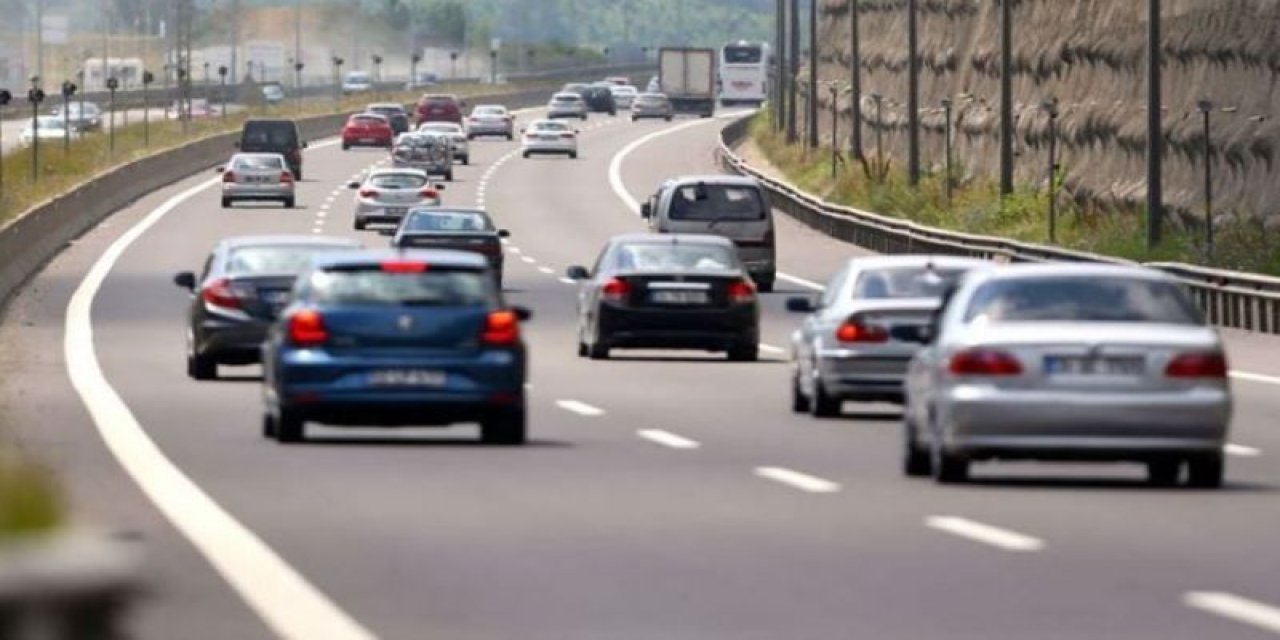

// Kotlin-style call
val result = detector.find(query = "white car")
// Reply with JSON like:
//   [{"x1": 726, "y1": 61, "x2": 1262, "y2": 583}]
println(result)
[
  {"x1": 53, "y1": 102, "x2": 102, "y2": 131},
  {"x1": 219, "y1": 153, "x2": 296, "y2": 209},
  {"x1": 645, "y1": 75, "x2": 660, "y2": 93},
  {"x1": 546, "y1": 92, "x2": 588, "y2": 120},
  {"x1": 347, "y1": 168, "x2": 445, "y2": 230},
  {"x1": 521, "y1": 119, "x2": 578, "y2": 159},
  {"x1": 609, "y1": 85, "x2": 639, "y2": 109},
  {"x1": 466, "y1": 104, "x2": 514, "y2": 140},
  {"x1": 418, "y1": 122, "x2": 470, "y2": 165},
  {"x1": 20, "y1": 116, "x2": 79, "y2": 145},
  {"x1": 341, "y1": 71, "x2": 373, "y2": 94}
]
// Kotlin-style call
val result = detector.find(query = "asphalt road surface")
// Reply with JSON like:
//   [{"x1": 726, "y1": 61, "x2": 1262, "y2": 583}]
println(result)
[{"x1": 3, "y1": 105, "x2": 1280, "y2": 639}]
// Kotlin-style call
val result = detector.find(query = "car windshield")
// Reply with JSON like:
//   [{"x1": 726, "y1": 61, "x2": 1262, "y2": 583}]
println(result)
[
  {"x1": 227, "y1": 245, "x2": 345, "y2": 275},
  {"x1": 345, "y1": 73, "x2": 370, "y2": 82},
  {"x1": 242, "y1": 124, "x2": 297, "y2": 146},
  {"x1": 307, "y1": 268, "x2": 491, "y2": 306},
  {"x1": 615, "y1": 243, "x2": 739, "y2": 272},
  {"x1": 263, "y1": 86, "x2": 283, "y2": 97},
  {"x1": 853, "y1": 267, "x2": 968, "y2": 300},
  {"x1": 404, "y1": 211, "x2": 490, "y2": 232},
  {"x1": 964, "y1": 276, "x2": 1204, "y2": 325},
  {"x1": 724, "y1": 45, "x2": 764, "y2": 64},
  {"x1": 370, "y1": 106, "x2": 402, "y2": 115},
  {"x1": 233, "y1": 156, "x2": 285, "y2": 170},
  {"x1": 552, "y1": 95, "x2": 580, "y2": 102},
  {"x1": 668, "y1": 184, "x2": 767, "y2": 221},
  {"x1": 368, "y1": 174, "x2": 428, "y2": 189}
]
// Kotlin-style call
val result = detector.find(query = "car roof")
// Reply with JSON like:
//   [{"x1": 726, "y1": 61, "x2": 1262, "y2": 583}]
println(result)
[
  {"x1": 367, "y1": 167, "x2": 428, "y2": 177},
  {"x1": 406, "y1": 206, "x2": 489, "y2": 216},
  {"x1": 367, "y1": 103, "x2": 404, "y2": 110},
  {"x1": 243, "y1": 118, "x2": 296, "y2": 127},
  {"x1": 663, "y1": 175, "x2": 762, "y2": 188},
  {"x1": 231, "y1": 152, "x2": 286, "y2": 160},
  {"x1": 608, "y1": 233, "x2": 736, "y2": 248},
  {"x1": 219, "y1": 235, "x2": 362, "y2": 250},
  {"x1": 843, "y1": 255, "x2": 993, "y2": 272},
  {"x1": 351, "y1": 112, "x2": 388, "y2": 120},
  {"x1": 473, "y1": 104, "x2": 506, "y2": 110},
  {"x1": 314, "y1": 249, "x2": 488, "y2": 269},
  {"x1": 552, "y1": 92, "x2": 583, "y2": 99},
  {"x1": 969, "y1": 261, "x2": 1169, "y2": 283}
]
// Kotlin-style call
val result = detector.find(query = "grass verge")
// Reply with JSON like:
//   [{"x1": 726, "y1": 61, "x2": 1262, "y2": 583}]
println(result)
[
  {"x1": 0, "y1": 446, "x2": 63, "y2": 539},
  {"x1": 750, "y1": 112, "x2": 1280, "y2": 275}
]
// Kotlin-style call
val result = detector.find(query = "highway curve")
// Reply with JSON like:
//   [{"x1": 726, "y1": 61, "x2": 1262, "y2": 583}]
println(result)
[{"x1": 2, "y1": 105, "x2": 1280, "y2": 639}]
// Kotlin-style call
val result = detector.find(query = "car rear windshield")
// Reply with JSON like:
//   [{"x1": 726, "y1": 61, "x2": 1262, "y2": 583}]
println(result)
[
  {"x1": 420, "y1": 124, "x2": 458, "y2": 132},
  {"x1": 352, "y1": 115, "x2": 386, "y2": 125},
  {"x1": 963, "y1": 276, "x2": 1203, "y2": 325},
  {"x1": 227, "y1": 245, "x2": 347, "y2": 276},
  {"x1": 474, "y1": 106, "x2": 505, "y2": 115},
  {"x1": 241, "y1": 122, "x2": 297, "y2": 147},
  {"x1": 853, "y1": 267, "x2": 968, "y2": 300},
  {"x1": 553, "y1": 95, "x2": 580, "y2": 102},
  {"x1": 398, "y1": 135, "x2": 440, "y2": 147},
  {"x1": 233, "y1": 155, "x2": 285, "y2": 170},
  {"x1": 616, "y1": 243, "x2": 739, "y2": 272},
  {"x1": 404, "y1": 211, "x2": 490, "y2": 232},
  {"x1": 668, "y1": 184, "x2": 767, "y2": 221},
  {"x1": 307, "y1": 268, "x2": 491, "y2": 306},
  {"x1": 368, "y1": 174, "x2": 428, "y2": 189}
]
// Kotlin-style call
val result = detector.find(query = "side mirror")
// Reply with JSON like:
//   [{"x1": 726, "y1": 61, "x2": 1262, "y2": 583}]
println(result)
[
  {"x1": 565, "y1": 265, "x2": 590, "y2": 280},
  {"x1": 512, "y1": 305, "x2": 532, "y2": 321},
  {"x1": 302, "y1": 141, "x2": 309, "y2": 149},
  {"x1": 914, "y1": 324, "x2": 936, "y2": 345},
  {"x1": 640, "y1": 202, "x2": 652, "y2": 218},
  {"x1": 497, "y1": 229, "x2": 511, "y2": 238},
  {"x1": 346, "y1": 181, "x2": 360, "y2": 189},
  {"x1": 519, "y1": 127, "x2": 526, "y2": 134},
  {"x1": 214, "y1": 166, "x2": 224, "y2": 173},
  {"x1": 785, "y1": 296, "x2": 815, "y2": 313},
  {"x1": 173, "y1": 271, "x2": 197, "y2": 291},
  {"x1": 434, "y1": 183, "x2": 447, "y2": 191}
]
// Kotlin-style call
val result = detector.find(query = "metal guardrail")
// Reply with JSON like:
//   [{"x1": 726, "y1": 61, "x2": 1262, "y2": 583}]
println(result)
[{"x1": 715, "y1": 116, "x2": 1280, "y2": 334}]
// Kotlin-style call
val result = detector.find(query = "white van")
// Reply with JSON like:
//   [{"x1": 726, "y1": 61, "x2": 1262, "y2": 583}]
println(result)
[{"x1": 641, "y1": 175, "x2": 776, "y2": 291}]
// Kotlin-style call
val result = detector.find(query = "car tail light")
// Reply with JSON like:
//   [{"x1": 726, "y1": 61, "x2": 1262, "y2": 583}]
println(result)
[
  {"x1": 222, "y1": 171, "x2": 236, "y2": 183},
  {"x1": 835, "y1": 319, "x2": 889, "y2": 343},
  {"x1": 419, "y1": 188, "x2": 439, "y2": 199},
  {"x1": 380, "y1": 260, "x2": 428, "y2": 273},
  {"x1": 279, "y1": 171, "x2": 294, "y2": 184},
  {"x1": 1165, "y1": 352, "x2": 1228, "y2": 379},
  {"x1": 358, "y1": 189, "x2": 378, "y2": 198},
  {"x1": 288, "y1": 309, "x2": 328, "y2": 347},
  {"x1": 727, "y1": 279, "x2": 756, "y2": 304},
  {"x1": 948, "y1": 349, "x2": 1023, "y2": 376},
  {"x1": 201, "y1": 278, "x2": 243, "y2": 310},
  {"x1": 601, "y1": 277, "x2": 631, "y2": 303},
  {"x1": 481, "y1": 310, "x2": 520, "y2": 346}
]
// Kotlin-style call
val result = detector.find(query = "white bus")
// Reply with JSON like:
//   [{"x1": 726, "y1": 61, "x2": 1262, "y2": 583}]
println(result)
[{"x1": 718, "y1": 41, "x2": 769, "y2": 106}]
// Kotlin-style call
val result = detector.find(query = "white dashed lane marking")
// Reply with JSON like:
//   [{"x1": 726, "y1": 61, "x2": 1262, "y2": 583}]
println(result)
[
  {"x1": 637, "y1": 429, "x2": 701, "y2": 450},
  {"x1": 1185, "y1": 591, "x2": 1280, "y2": 635},
  {"x1": 754, "y1": 467, "x2": 841, "y2": 494},
  {"x1": 556, "y1": 400, "x2": 605, "y2": 417},
  {"x1": 1226, "y1": 443, "x2": 1262, "y2": 457},
  {"x1": 925, "y1": 516, "x2": 1045, "y2": 553},
  {"x1": 537, "y1": 266, "x2": 554, "y2": 275}
]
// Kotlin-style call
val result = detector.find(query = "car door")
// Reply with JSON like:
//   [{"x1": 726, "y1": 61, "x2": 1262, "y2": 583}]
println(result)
[
  {"x1": 904, "y1": 283, "x2": 960, "y2": 443},
  {"x1": 796, "y1": 267, "x2": 850, "y2": 391},
  {"x1": 579, "y1": 246, "x2": 617, "y2": 340}
]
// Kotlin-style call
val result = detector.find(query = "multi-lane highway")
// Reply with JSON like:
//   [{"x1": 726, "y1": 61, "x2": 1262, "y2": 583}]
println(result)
[{"x1": 2, "y1": 103, "x2": 1280, "y2": 639}]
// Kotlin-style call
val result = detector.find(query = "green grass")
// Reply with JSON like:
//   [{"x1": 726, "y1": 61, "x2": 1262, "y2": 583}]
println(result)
[
  {"x1": 750, "y1": 113, "x2": 1280, "y2": 274},
  {"x1": 0, "y1": 447, "x2": 63, "y2": 539}
]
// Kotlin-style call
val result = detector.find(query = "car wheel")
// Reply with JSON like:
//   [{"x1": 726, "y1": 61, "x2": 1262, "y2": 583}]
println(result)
[
  {"x1": 790, "y1": 372, "x2": 811, "y2": 413},
  {"x1": 587, "y1": 328, "x2": 610, "y2": 360},
  {"x1": 569, "y1": 151, "x2": 578, "y2": 159},
  {"x1": 354, "y1": 217, "x2": 366, "y2": 230},
  {"x1": 467, "y1": 134, "x2": 475, "y2": 140},
  {"x1": 293, "y1": 168, "x2": 302, "y2": 181},
  {"x1": 902, "y1": 418, "x2": 932, "y2": 477},
  {"x1": 1146, "y1": 459, "x2": 1182, "y2": 487},
  {"x1": 220, "y1": 198, "x2": 231, "y2": 208},
  {"x1": 275, "y1": 410, "x2": 305, "y2": 443},
  {"x1": 1187, "y1": 453, "x2": 1224, "y2": 489},
  {"x1": 577, "y1": 339, "x2": 588, "y2": 358},
  {"x1": 810, "y1": 375, "x2": 841, "y2": 417},
  {"x1": 631, "y1": 116, "x2": 637, "y2": 122},
  {"x1": 665, "y1": 116, "x2": 673, "y2": 122},
  {"x1": 342, "y1": 143, "x2": 350, "y2": 150},
  {"x1": 187, "y1": 353, "x2": 217, "y2": 380},
  {"x1": 756, "y1": 278, "x2": 775, "y2": 293},
  {"x1": 461, "y1": 155, "x2": 470, "y2": 166},
  {"x1": 481, "y1": 407, "x2": 527, "y2": 445},
  {"x1": 506, "y1": 133, "x2": 514, "y2": 141},
  {"x1": 522, "y1": 151, "x2": 530, "y2": 158},
  {"x1": 445, "y1": 171, "x2": 454, "y2": 182},
  {"x1": 931, "y1": 442, "x2": 969, "y2": 484},
  {"x1": 261, "y1": 413, "x2": 277, "y2": 439},
  {"x1": 283, "y1": 197, "x2": 296, "y2": 209},
  {"x1": 727, "y1": 342, "x2": 758, "y2": 362}
]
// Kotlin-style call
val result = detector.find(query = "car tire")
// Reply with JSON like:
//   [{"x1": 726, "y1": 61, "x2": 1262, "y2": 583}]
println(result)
[
  {"x1": 790, "y1": 373, "x2": 811, "y2": 413},
  {"x1": 187, "y1": 353, "x2": 217, "y2": 380},
  {"x1": 220, "y1": 198, "x2": 232, "y2": 208},
  {"x1": 809, "y1": 376, "x2": 841, "y2": 418},
  {"x1": 756, "y1": 278, "x2": 775, "y2": 293},
  {"x1": 354, "y1": 217, "x2": 366, "y2": 230},
  {"x1": 461, "y1": 155, "x2": 469, "y2": 166},
  {"x1": 506, "y1": 133, "x2": 514, "y2": 141},
  {"x1": 481, "y1": 407, "x2": 527, "y2": 445},
  {"x1": 631, "y1": 116, "x2": 637, "y2": 122},
  {"x1": 445, "y1": 171, "x2": 454, "y2": 182},
  {"x1": 932, "y1": 443, "x2": 969, "y2": 484},
  {"x1": 293, "y1": 168, "x2": 302, "y2": 181},
  {"x1": 587, "y1": 331, "x2": 610, "y2": 360},
  {"x1": 1146, "y1": 459, "x2": 1182, "y2": 487},
  {"x1": 903, "y1": 418, "x2": 932, "y2": 477},
  {"x1": 665, "y1": 116, "x2": 673, "y2": 122},
  {"x1": 727, "y1": 342, "x2": 758, "y2": 362},
  {"x1": 569, "y1": 151, "x2": 578, "y2": 159},
  {"x1": 467, "y1": 134, "x2": 475, "y2": 140},
  {"x1": 283, "y1": 197, "x2": 296, "y2": 209},
  {"x1": 342, "y1": 142, "x2": 350, "y2": 150},
  {"x1": 522, "y1": 151, "x2": 530, "y2": 158},
  {"x1": 577, "y1": 340, "x2": 588, "y2": 358},
  {"x1": 261, "y1": 413, "x2": 277, "y2": 439},
  {"x1": 1187, "y1": 453, "x2": 1224, "y2": 489},
  {"x1": 275, "y1": 410, "x2": 305, "y2": 443}
]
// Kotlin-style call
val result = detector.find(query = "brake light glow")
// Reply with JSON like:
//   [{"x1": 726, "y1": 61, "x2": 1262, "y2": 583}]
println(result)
[
  {"x1": 481, "y1": 310, "x2": 520, "y2": 346},
  {"x1": 380, "y1": 261, "x2": 429, "y2": 273},
  {"x1": 358, "y1": 189, "x2": 378, "y2": 198},
  {"x1": 288, "y1": 309, "x2": 328, "y2": 347},
  {"x1": 835, "y1": 320, "x2": 889, "y2": 343},
  {"x1": 1165, "y1": 352, "x2": 1228, "y2": 379},
  {"x1": 279, "y1": 171, "x2": 294, "y2": 184},
  {"x1": 728, "y1": 280, "x2": 756, "y2": 304},
  {"x1": 948, "y1": 349, "x2": 1023, "y2": 376},
  {"x1": 221, "y1": 171, "x2": 236, "y2": 183},
  {"x1": 419, "y1": 188, "x2": 439, "y2": 199},
  {"x1": 602, "y1": 278, "x2": 631, "y2": 303},
  {"x1": 201, "y1": 278, "x2": 242, "y2": 310}
]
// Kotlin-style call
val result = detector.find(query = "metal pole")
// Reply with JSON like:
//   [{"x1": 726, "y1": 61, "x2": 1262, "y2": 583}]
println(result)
[
  {"x1": 943, "y1": 98, "x2": 953, "y2": 205},
  {"x1": 1146, "y1": 0, "x2": 1164, "y2": 248},
  {"x1": 775, "y1": 0, "x2": 786, "y2": 131},
  {"x1": 36, "y1": 0, "x2": 45, "y2": 82},
  {"x1": 872, "y1": 92, "x2": 883, "y2": 168},
  {"x1": 1046, "y1": 98, "x2": 1059, "y2": 243},
  {"x1": 0, "y1": 98, "x2": 6, "y2": 195},
  {"x1": 62, "y1": 88, "x2": 70, "y2": 155},
  {"x1": 999, "y1": 0, "x2": 1014, "y2": 196},
  {"x1": 230, "y1": 0, "x2": 240, "y2": 83},
  {"x1": 807, "y1": 0, "x2": 819, "y2": 148},
  {"x1": 1199, "y1": 100, "x2": 1213, "y2": 260},
  {"x1": 108, "y1": 85, "x2": 116, "y2": 154},
  {"x1": 786, "y1": 0, "x2": 799, "y2": 144},
  {"x1": 29, "y1": 84, "x2": 41, "y2": 183},
  {"x1": 295, "y1": 0, "x2": 302, "y2": 88},
  {"x1": 142, "y1": 76, "x2": 149, "y2": 146},
  {"x1": 906, "y1": 0, "x2": 920, "y2": 185},
  {"x1": 830, "y1": 85, "x2": 839, "y2": 179},
  {"x1": 849, "y1": 0, "x2": 862, "y2": 159}
]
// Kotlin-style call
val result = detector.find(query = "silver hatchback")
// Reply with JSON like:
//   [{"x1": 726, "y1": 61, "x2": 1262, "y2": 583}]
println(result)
[
  {"x1": 348, "y1": 168, "x2": 445, "y2": 230},
  {"x1": 219, "y1": 153, "x2": 296, "y2": 208},
  {"x1": 903, "y1": 263, "x2": 1232, "y2": 487}
]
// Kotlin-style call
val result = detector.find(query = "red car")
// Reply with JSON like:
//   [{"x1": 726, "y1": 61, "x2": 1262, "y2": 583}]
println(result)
[
  {"x1": 415, "y1": 94, "x2": 464, "y2": 125},
  {"x1": 341, "y1": 113, "x2": 394, "y2": 150}
]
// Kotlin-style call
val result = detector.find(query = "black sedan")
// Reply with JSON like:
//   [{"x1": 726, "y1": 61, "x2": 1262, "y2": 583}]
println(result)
[
  {"x1": 575, "y1": 85, "x2": 617, "y2": 116},
  {"x1": 567, "y1": 234, "x2": 760, "y2": 361},
  {"x1": 390, "y1": 207, "x2": 510, "y2": 287},
  {"x1": 173, "y1": 235, "x2": 362, "y2": 379}
]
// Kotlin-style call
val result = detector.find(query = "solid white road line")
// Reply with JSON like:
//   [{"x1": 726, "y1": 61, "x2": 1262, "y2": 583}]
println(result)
[
  {"x1": 1226, "y1": 443, "x2": 1262, "y2": 457},
  {"x1": 758, "y1": 343, "x2": 785, "y2": 354},
  {"x1": 1185, "y1": 591, "x2": 1280, "y2": 634},
  {"x1": 537, "y1": 266, "x2": 555, "y2": 275},
  {"x1": 607, "y1": 116, "x2": 744, "y2": 214},
  {"x1": 1230, "y1": 370, "x2": 1280, "y2": 386},
  {"x1": 754, "y1": 466, "x2": 841, "y2": 493},
  {"x1": 521, "y1": 256, "x2": 537, "y2": 264},
  {"x1": 64, "y1": 158, "x2": 376, "y2": 638},
  {"x1": 556, "y1": 400, "x2": 605, "y2": 417},
  {"x1": 777, "y1": 272, "x2": 825, "y2": 291},
  {"x1": 925, "y1": 516, "x2": 1045, "y2": 552},
  {"x1": 637, "y1": 429, "x2": 701, "y2": 450}
]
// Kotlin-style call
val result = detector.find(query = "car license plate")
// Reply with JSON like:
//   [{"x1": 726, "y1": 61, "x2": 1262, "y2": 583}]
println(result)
[
  {"x1": 360, "y1": 137, "x2": 375, "y2": 143},
  {"x1": 651, "y1": 290, "x2": 709, "y2": 305},
  {"x1": 1044, "y1": 356, "x2": 1145, "y2": 376},
  {"x1": 261, "y1": 290, "x2": 290, "y2": 304},
  {"x1": 386, "y1": 207, "x2": 407, "y2": 216},
  {"x1": 247, "y1": 175, "x2": 272, "y2": 184},
  {"x1": 368, "y1": 369, "x2": 447, "y2": 387}
]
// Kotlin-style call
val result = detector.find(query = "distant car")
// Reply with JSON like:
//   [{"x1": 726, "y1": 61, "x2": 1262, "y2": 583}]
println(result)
[
  {"x1": 645, "y1": 75, "x2": 660, "y2": 93},
  {"x1": 577, "y1": 85, "x2": 617, "y2": 116},
  {"x1": 172, "y1": 235, "x2": 362, "y2": 380},
  {"x1": 347, "y1": 168, "x2": 445, "y2": 230},
  {"x1": 219, "y1": 153, "x2": 297, "y2": 209},
  {"x1": 390, "y1": 207, "x2": 510, "y2": 286},
  {"x1": 20, "y1": 116, "x2": 77, "y2": 145},
  {"x1": 609, "y1": 85, "x2": 639, "y2": 109},
  {"x1": 170, "y1": 98, "x2": 219, "y2": 119},
  {"x1": 603, "y1": 76, "x2": 631, "y2": 86},
  {"x1": 903, "y1": 263, "x2": 1232, "y2": 487},
  {"x1": 561, "y1": 82, "x2": 590, "y2": 94},
  {"x1": 237, "y1": 119, "x2": 306, "y2": 179},
  {"x1": 341, "y1": 113, "x2": 394, "y2": 150},
  {"x1": 567, "y1": 234, "x2": 760, "y2": 361},
  {"x1": 261, "y1": 83, "x2": 286, "y2": 105},
  {"x1": 631, "y1": 92, "x2": 674, "y2": 121},
  {"x1": 546, "y1": 92, "x2": 588, "y2": 120},
  {"x1": 53, "y1": 101, "x2": 102, "y2": 131},
  {"x1": 787, "y1": 256, "x2": 990, "y2": 417},
  {"x1": 391, "y1": 132, "x2": 454, "y2": 181},
  {"x1": 404, "y1": 72, "x2": 439, "y2": 90},
  {"x1": 466, "y1": 104, "x2": 514, "y2": 140},
  {"x1": 260, "y1": 250, "x2": 532, "y2": 444},
  {"x1": 417, "y1": 122, "x2": 469, "y2": 165},
  {"x1": 520, "y1": 119, "x2": 578, "y2": 159},
  {"x1": 366, "y1": 103, "x2": 411, "y2": 135},
  {"x1": 415, "y1": 93, "x2": 464, "y2": 125},
  {"x1": 342, "y1": 71, "x2": 374, "y2": 94}
]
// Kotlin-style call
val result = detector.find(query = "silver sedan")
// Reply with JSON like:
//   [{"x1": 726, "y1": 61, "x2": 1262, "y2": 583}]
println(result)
[
  {"x1": 547, "y1": 92, "x2": 588, "y2": 120},
  {"x1": 788, "y1": 255, "x2": 989, "y2": 417},
  {"x1": 219, "y1": 153, "x2": 296, "y2": 208},
  {"x1": 902, "y1": 263, "x2": 1232, "y2": 487},
  {"x1": 347, "y1": 168, "x2": 444, "y2": 230}
]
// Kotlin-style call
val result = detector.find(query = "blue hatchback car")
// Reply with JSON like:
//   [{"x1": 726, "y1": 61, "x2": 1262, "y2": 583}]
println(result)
[{"x1": 260, "y1": 249, "x2": 531, "y2": 444}]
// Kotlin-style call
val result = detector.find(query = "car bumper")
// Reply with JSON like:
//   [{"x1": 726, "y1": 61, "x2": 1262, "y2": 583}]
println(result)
[
  {"x1": 815, "y1": 347, "x2": 916, "y2": 402},
  {"x1": 523, "y1": 140, "x2": 577, "y2": 153},
  {"x1": 222, "y1": 184, "x2": 293, "y2": 199},
  {"x1": 467, "y1": 123, "x2": 511, "y2": 135},
  {"x1": 936, "y1": 385, "x2": 1231, "y2": 459},
  {"x1": 198, "y1": 318, "x2": 271, "y2": 363},
  {"x1": 598, "y1": 303, "x2": 757, "y2": 350},
  {"x1": 343, "y1": 136, "x2": 391, "y2": 146},
  {"x1": 633, "y1": 109, "x2": 672, "y2": 118},
  {"x1": 547, "y1": 110, "x2": 585, "y2": 119},
  {"x1": 355, "y1": 202, "x2": 435, "y2": 223}
]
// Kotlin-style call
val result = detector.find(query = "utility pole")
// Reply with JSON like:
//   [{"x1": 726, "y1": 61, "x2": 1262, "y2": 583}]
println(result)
[
  {"x1": 775, "y1": 0, "x2": 786, "y2": 131},
  {"x1": 36, "y1": 0, "x2": 45, "y2": 84},
  {"x1": 807, "y1": 0, "x2": 818, "y2": 148},
  {"x1": 786, "y1": 0, "x2": 799, "y2": 144},
  {"x1": 294, "y1": 0, "x2": 303, "y2": 89},
  {"x1": 906, "y1": 0, "x2": 920, "y2": 185},
  {"x1": 230, "y1": 0, "x2": 240, "y2": 83},
  {"x1": 848, "y1": 0, "x2": 862, "y2": 159},
  {"x1": 1146, "y1": 0, "x2": 1164, "y2": 248},
  {"x1": 999, "y1": 0, "x2": 1014, "y2": 195}
]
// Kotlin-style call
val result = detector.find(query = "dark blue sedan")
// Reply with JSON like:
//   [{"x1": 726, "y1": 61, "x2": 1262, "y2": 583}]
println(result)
[{"x1": 260, "y1": 249, "x2": 531, "y2": 444}]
